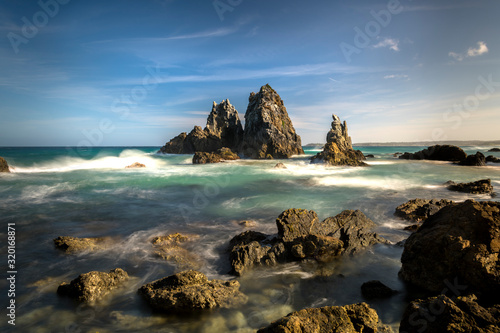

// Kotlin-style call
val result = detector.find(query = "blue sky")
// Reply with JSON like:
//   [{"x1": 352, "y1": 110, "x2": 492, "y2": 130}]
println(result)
[{"x1": 1, "y1": 0, "x2": 499, "y2": 146}]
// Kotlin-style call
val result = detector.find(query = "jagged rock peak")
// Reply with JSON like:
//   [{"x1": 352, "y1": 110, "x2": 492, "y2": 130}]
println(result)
[
  {"x1": 327, "y1": 114, "x2": 352, "y2": 151},
  {"x1": 205, "y1": 99, "x2": 242, "y2": 139},
  {"x1": 239, "y1": 84, "x2": 304, "y2": 159}
]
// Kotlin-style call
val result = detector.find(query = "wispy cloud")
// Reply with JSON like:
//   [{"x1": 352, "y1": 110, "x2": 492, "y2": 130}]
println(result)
[
  {"x1": 384, "y1": 74, "x2": 409, "y2": 80},
  {"x1": 373, "y1": 38, "x2": 400, "y2": 51},
  {"x1": 449, "y1": 41, "x2": 488, "y2": 61}
]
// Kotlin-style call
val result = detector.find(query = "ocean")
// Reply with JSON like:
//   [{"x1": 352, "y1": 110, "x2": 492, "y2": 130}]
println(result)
[{"x1": 1, "y1": 146, "x2": 499, "y2": 332}]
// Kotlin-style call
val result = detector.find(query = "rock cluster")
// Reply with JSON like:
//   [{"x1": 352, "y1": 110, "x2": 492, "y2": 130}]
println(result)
[
  {"x1": 192, "y1": 147, "x2": 240, "y2": 164},
  {"x1": 53, "y1": 236, "x2": 112, "y2": 253},
  {"x1": 446, "y1": 179, "x2": 494, "y2": 195},
  {"x1": 486, "y1": 155, "x2": 500, "y2": 163},
  {"x1": 399, "y1": 145, "x2": 489, "y2": 166},
  {"x1": 399, "y1": 200, "x2": 500, "y2": 297},
  {"x1": 229, "y1": 208, "x2": 387, "y2": 275},
  {"x1": 400, "y1": 295, "x2": 500, "y2": 333},
  {"x1": 158, "y1": 85, "x2": 304, "y2": 160},
  {"x1": 257, "y1": 302, "x2": 381, "y2": 333},
  {"x1": 138, "y1": 270, "x2": 247, "y2": 312},
  {"x1": 395, "y1": 198, "x2": 454, "y2": 222},
  {"x1": 311, "y1": 115, "x2": 366, "y2": 166},
  {"x1": 0, "y1": 157, "x2": 10, "y2": 173},
  {"x1": 57, "y1": 268, "x2": 129, "y2": 303}
]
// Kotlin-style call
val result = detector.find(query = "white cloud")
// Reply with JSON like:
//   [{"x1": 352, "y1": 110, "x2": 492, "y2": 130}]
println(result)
[
  {"x1": 449, "y1": 41, "x2": 488, "y2": 61},
  {"x1": 383, "y1": 74, "x2": 409, "y2": 79},
  {"x1": 373, "y1": 38, "x2": 400, "y2": 51}
]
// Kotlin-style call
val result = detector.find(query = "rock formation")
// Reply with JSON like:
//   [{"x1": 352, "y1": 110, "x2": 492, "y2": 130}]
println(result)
[
  {"x1": 125, "y1": 162, "x2": 146, "y2": 168},
  {"x1": 446, "y1": 179, "x2": 494, "y2": 195},
  {"x1": 311, "y1": 115, "x2": 366, "y2": 166},
  {"x1": 399, "y1": 200, "x2": 500, "y2": 297},
  {"x1": 488, "y1": 148, "x2": 500, "y2": 152},
  {"x1": 459, "y1": 151, "x2": 486, "y2": 166},
  {"x1": 151, "y1": 233, "x2": 201, "y2": 271},
  {"x1": 53, "y1": 236, "x2": 112, "y2": 253},
  {"x1": 257, "y1": 302, "x2": 381, "y2": 333},
  {"x1": 394, "y1": 199, "x2": 454, "y2": 222},
  {"x1": 138, "y1": 270, "x2": 247, "y2": 312},
  {"x1": 0, "y1": 157, "x2": 10, "y2": 173},
  {"x1": 158, "y1": 99, "x2": 243, "y2": 154},
  {"x1": 229, "y1": 208, "x2": 387, "y2": 275},
  {"x1": 192, "y1": 148, "x2": 239, "y2": 164},
  {"x1": 400, "y1": 294, "x2": 500, "y2": 333},
  {"x1": 486, "y1": 155, "x2": 500, "y2": 163},
  {"x1": 399, "y1": 145, "x2": 467, "y2": 161},
  {"x1": 57, "y1": 268, "x2": 129, "y2": 303},
  {"x1": 239, "y1": 84, "x2": 304, "y2": 159}
]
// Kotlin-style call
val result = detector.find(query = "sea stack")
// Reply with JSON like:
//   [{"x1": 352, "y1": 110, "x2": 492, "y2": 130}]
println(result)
[
  {"x1": 0, "y1": 157, "x2": 10, "y2": 173},
  {"x1": 239, "y1": 84, "x2": 304, "y2": 159},
  {"x1": 158, "y1": 99, "x2": 243, "y2": 154},
  {"x1": 311, "y1": 115, "x2": 366, "y2": 166}
]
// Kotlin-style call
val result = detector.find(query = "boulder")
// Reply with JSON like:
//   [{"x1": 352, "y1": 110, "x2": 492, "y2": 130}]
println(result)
[
  {"x1": 57, "y1": 268, "x2": 128, "y2": 302},
  {"x1": 365, "y1": 154, "x2": 375, "y2": 158},
  {"x1": 53, "y1": 236, "x2": 111, "y2": 253},
  {"x1": 311, "y1": 114, "x2": 366, "y2": 166},
  {"x1": 399, "y1": 294, "x2": 500, "y2": 333},
  {"x1": 159, "y1": 99, "x2": 244, "y2": 154},
  {"x1": 151, "y1": 233, "x2": 201, "y2": 271},
  {"x1": 218, "y1": 147, "x2": 240, "y2": 160},
  {"x1": 0, "y1": 157, "x2": 10, "y2": 173},
  {"x1": 274, "y1": 163, "x2": 287, "y2": 169},
  {"x1": 399, "y1": 200, "x2": 500, "y2": 297},
  {"x1": 230, "y1": 239, "x2": 287, "y2": 276},
  {"x1": 399, "y1": 145, "x2": 467, "y2": 161},
  {"x1": 138, "y1": 270, "x2": 247, "y2": 312},
  {"x1": 192, "y1": 152, "x2": 222, "y2": 164},
  {"x1": 394, "y1": 198, "x2": 454, "y2": 222},
  {"x1": 257, "y1": 302, "x2": 380, "y2": 333},
  {"x1": 459, "y1": 151, "x2": 486, "y2": 166},
  {"x1": 446, "y1": 179, "x2": 494, "y2": 195},
  {"x1": 276, "y1": 208, "x2": 319, "y2": 243},
  {"x1": 125, "y1": 162, "x2": 146, "y2": 168},
  {"x1": 486, "y1": 155, "x2": 500, "y2": 163},
  {"x1": 488, "y1": 148, "x2": 500, "y2": 152},
  {"x1": 361, "y1": 280, "x2": 398, "y2": 299},
  {"x1": 239, "y1": 84, "x2": 304, "y2": 159}
]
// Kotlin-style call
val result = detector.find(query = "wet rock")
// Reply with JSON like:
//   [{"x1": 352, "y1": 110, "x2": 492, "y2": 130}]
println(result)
[
  {"x1": 446, "y1": 179, "x2": 494, "y2": 195},
  {"x1": 53, "y1": 236, "x2": 111, "y2": 253},
  {"x1": 289, "y1": 234, "x2": 343, "y2": 262},
  {"x1": 274, "y1": 163, "x2": 287, "y2": 169},
  {"x1": 218, "y1": 147, "x2": 240, "y2": 160},
  {"x1": 311, "y1": 114, "x2": 367, "y2": 166},
  {"x1": 403, "y1": 224, "x2": 420, "y2": 232},
  {"x1": 0, "y1": 157, "x2": 10, "y2": 173},
  {"x1": 488, "y1": 148, "x2": 500, "y2": 152},
  {"x1": 230, "y1": 240, "x2": 287, "y2": 276},
  {"x1": 257, "y1": 302, "x2": 380, "y2": 333},
  {"x1": 193, "y1": 151, "x2": 222, "y2": 164},
  {"x1": 399, "y1": 145, "x2": 467, "y2": 161},
  {"x1": 239, "y1": 84, "x2": 304, "y2": 159},
  {"x1": 365, "y1": 154, "x2": 375, "y2": 158},
  {"x1": 399, "y1": 200, "x2": 500, "y2": 297},
  {"x1": 57, "y1": 268, "x2": 129, "y2": 303},
  {"x1": 395, "y1": 198, "x2": 454, "y2": 222},
  {"x1": 125, "y1": 162, "x2": 146, "y2": 168},
  {"x1": 159, "y1": 99, "x2": 244, "y2": 154},
  {"x1": 276, "y1": 208, "x2": 319, "y2": 243},
  {"x1": 459, "y1": 151, "x2": 487, "y2": 166},
  {"x1": 152, "y1": 233, "x2": 201, "y2": 271},
  {"x1": 138, "y1": 270, "x2": 247, "y2": 312},
  {"x1": 361, "y1": 280, "x2": 398, "y2": 299},
  {"x1": 486, "y1": 155, "x2": 500, "y2": 163},
  {"x1": 399, "y1": 294, "x2": 500, "y2": 333}
]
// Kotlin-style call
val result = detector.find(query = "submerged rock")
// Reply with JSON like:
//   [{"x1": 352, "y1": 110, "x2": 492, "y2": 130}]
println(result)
[
  {"x1": 257, "y1": 302, "x2": 380, "y2": 333},
  {"x1": 486, "y1": 155, "x2": 500, "y2": 163},
  {"x1": 125, "y1": 162, "x2": 146, "y2": 168},
  {"x1": 446, "y1": 179, "x2": 494, "y2": 195},
  {"x1": 53, "y1": 236, "x2": 111, "y2": 253},
  {"x1": 159, "y1": 99, "x2": 244, "y2": 154},
  {"x1": 400, "y1": 294, "x2": 500, "y2": 333},
  {"x1": 57, "y1": 268, "x2": 129, "y2": 303},
  {"x1": 138, "y1": 270, "x2": 247, "y2": 312},
  {"x1": 239, "y1": 84, "x2": 304, "y2": 159},
  {"x1": 361, "y1": 280, "x2": 398, "y2": 299},
  {"x1": 399, "y1": 145, "x2": 467, "y2": 161},
  {"x1": 399, "y1": 200, "x2": 500, "y2": 297},
  {"x1": 0, "y1": 157, "x2": 10, "y2": 173},
  {"x1": 488, "y1": 148, "x2": 500, "y2": 152},
  {"x1": 274, "y1": 163, "x2": 287, "y2": 169},
  {"x1": 311, "y1": 114, "x2": 366, "y2": 166},
  {"x1": 394, "y1": 198, "x2": 454, "y2": 222},
  {"x1": 151, "y1": 233, "x2": 201, "y2": 271},
  {"x1": 459, "y1": 151, "x2": 487, "y2": 166}
]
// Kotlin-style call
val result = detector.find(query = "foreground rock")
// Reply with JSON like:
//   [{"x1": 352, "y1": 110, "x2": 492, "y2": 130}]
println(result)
[
  {"x1": 399, "y1": 145, "x2": 467, "y2": 161},
  {"x1": 192, "y1": 148, "x2": 240, "y2": 164},
  {"x1": 361, "y1": 280, "x2": 398, "y2": 299},
  {"x1": 151, "y1": 233, "x2": 201, "y2": 271},
  {"x1": 159, "y1": 99, "x2": 244, "y2": 154},
  {"x1": 399, "y1": 200, "x2": 500, "y2": 297},
  {"x1": 400, "y1": 294, "x2": 500, "y2": 333},
  {"x1": 257, "y1": 302, "x2": 380, "y2": 333},
  {"x1": 53, "y1": 236, "x2": 111, "y2": 253},
  {"x1": 394, "y1": 198, "x2": 454, "y2": 222},
  {"x1": 138, "y1": 270, "x2": 247, "y2": 312},
  {"x1": 446, "y1": 179, "x2": 494, "y2": 195},
  {"x1": 125, "y1": 162, "x2": 146, "y2": 168},
  {"x1": 229, "y1": 208, "x2": 387, "y2": 275},
  {"x1": 311, "y1": 114, "x2": 366, "y2": 166},
  {"x1": 458, "y1": 151, "x2": 486, "y2": 166},
  {"x1": 239, "y1": 84, "x2": 304, "y2": 159},
  {"x1": 57, "y1": 268, "x2": 128, "y2": 302},
  {"x1": 0, "y1": 157, "x2": 10, "y2": 172}
]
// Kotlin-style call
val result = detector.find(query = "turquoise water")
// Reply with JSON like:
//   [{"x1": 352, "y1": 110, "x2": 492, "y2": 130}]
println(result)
[{"x1": 1, "y1": 146, "x2": 499, "y2": 332}]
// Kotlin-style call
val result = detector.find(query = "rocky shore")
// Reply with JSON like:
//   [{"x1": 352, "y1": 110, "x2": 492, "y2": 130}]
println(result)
[{"x1": 0, "y1": 156, "x2": 10, "y2": 172}]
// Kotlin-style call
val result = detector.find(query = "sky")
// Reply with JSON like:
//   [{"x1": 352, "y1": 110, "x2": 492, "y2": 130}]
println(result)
[{"x1": 1, "y1": 0, "x2": 499, "y2": 146}]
